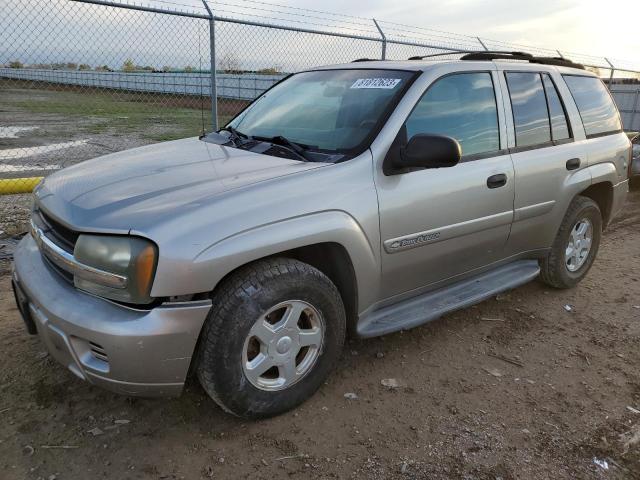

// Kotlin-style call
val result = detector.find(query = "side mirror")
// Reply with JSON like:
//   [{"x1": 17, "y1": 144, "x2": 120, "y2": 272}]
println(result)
[{"x1": 396, "y1": 133, "x2": 461, "y2": 170}]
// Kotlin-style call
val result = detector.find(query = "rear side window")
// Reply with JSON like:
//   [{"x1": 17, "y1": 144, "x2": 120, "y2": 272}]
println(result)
[
  {"x1": 542, "y1": 74, "x2": 571, "y2": 141},
  {"x1": 405, "y1": 72, "x2": 500, "y2": 157},
  {"x1": 563, "y1": 75, "x2": 621, "y2": 137},
  {"x1": 505, "y1": 72, "x2": 551, "y2": 147}
]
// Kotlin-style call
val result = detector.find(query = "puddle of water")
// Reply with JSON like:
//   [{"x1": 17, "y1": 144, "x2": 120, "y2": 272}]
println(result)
[
  {"x1": 0, "y1": 140, "x2": 88, "y2": 160},
  {"x1": 0, "y1": 126, "x2": 38, "y2": 139}
]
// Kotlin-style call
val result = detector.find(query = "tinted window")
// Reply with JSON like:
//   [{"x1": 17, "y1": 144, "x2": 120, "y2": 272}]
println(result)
[
  {"x1": 405, "y1": 72, "x2": 500, "y2": 157},
  {"x1": 542, "y1": 74, "x2": 570, "y2": 141},
  {"x1": 563, "y1": 75, "x2": 621, "y2": 137},
  {"x1": 506, "y1": 72, "x2": 551, "y2": 147}
]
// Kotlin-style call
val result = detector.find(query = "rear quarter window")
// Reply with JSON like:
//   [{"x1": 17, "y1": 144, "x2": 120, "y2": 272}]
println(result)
[{"x1": 562, "y1": 75, "x2": 622, "y2": 137}]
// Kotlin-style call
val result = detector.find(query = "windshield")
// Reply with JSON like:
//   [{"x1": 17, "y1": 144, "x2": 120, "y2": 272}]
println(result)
[{"x1": 226, "y1": 69, "x2": 416, "y2": 155}]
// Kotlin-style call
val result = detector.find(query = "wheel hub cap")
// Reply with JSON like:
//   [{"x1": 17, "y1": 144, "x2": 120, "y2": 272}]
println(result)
[
  {"x1": 242, "y1": 300, "x2": 324, "y2": 391},
  {"x1": 565, "y1": 217, "x2": 593, "y2": 272},
  {"x1": 276, "y1": 336, "x2": 292, "y2": 354}
]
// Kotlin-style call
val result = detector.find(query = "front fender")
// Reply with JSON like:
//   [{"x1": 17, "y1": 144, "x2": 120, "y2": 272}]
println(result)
[{"x1": 152, "y1": 211, "x2": 380, "y2": 312}]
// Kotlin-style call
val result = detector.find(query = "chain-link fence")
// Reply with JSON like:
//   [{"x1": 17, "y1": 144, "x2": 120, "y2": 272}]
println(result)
[{"x1": 1, "y1": 0, "x2": 640, "y2": 236}]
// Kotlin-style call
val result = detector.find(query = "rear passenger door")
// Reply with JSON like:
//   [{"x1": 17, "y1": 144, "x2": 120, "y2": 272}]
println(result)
[{"x1": 501, "y1": 69, "x2": 588, "y2": 255}]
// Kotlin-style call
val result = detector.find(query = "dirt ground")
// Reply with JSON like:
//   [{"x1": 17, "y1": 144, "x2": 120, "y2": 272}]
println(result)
[{"x1": 0, "y1": 190, "x2": 639, "y2": 480}]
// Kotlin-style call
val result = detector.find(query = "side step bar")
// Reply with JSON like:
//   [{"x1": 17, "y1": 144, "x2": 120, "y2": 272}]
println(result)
[{"x1": 357, "y1": 260, "x2": 540, "y2": 338}]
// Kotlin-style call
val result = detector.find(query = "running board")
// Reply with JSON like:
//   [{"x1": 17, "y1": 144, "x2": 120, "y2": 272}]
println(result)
[{"x1": 357, "y1": 260, "x2": 540, "y2": 338}]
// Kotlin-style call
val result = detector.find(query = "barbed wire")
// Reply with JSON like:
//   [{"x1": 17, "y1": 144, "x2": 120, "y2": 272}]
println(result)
[{"x1": 209, "y1": 1, "x2": 378, "y2": 31}]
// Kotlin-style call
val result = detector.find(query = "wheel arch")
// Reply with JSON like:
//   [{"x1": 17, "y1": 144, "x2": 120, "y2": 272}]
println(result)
[
  {"x1": 176, "y1": 210, "x2": 380, "y2": 319},
  {"x1": 578, "y1": 181, "x2": 613, "y2": 227},
  {"x1": 212, "y1": 242, "x2": 360, "y2": 334}
]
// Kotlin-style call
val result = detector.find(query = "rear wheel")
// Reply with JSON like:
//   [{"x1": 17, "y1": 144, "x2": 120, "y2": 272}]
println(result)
[
  {"x1": 539, "y1": 196, "x2": 602, "y2": 289},
  {"x1": 196, "y1": 257, "x2": 346, "y2": 418}
]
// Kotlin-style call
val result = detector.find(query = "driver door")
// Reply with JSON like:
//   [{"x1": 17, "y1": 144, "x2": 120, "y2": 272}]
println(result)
[{"x1": 375, "y1": 70, "x2": 515, "y2": 298}]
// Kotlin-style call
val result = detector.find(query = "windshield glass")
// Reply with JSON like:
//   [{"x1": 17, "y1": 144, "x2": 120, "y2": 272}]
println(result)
[{"x1": 227, "y1": 69, "x2": 415, "y2": 154}]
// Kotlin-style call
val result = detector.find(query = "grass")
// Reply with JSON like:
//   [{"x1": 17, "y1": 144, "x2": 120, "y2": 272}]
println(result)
[{"x1": 2, "y1": 88, "x2": 232, "y2": 142}]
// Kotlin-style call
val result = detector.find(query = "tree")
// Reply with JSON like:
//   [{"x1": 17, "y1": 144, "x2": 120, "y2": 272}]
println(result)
[
  {"x1": 122, "y1": 59, "x2": 136, "y2": 72},
  {"x1": 78, "y1": 64, "x2": 91, "y2": 71},
  {"x1": 257, "y1": 67, "x2": 281, "y2": 75},
  {"x1": 585, "y1": 66, "x2": 603, "y2": 78},
  {"x1": 8, "y1": 60, "x2": 23, "y2": 69},
  {"x1": 65, "y1": 62, "x2": 78, "y2": 70},
  {"x1": 184, "y1": 65, "x2": 195, "y2": 73},
  {"x1": 219, "y1": 52, "x2": 241, "y2": 73},
  {"x1": 95, "y1": 65, "x2": 112, "y2": 72}
]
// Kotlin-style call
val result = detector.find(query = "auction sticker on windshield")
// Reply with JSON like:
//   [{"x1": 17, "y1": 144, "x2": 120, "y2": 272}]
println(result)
[{"x1": 351, "y1": 78, "x2": 402, "y2": 89}]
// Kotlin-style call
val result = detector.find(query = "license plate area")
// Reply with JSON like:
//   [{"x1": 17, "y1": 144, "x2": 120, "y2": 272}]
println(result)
[{"x1": 11, "y1": 276, "x2": 37, "y2": 335}]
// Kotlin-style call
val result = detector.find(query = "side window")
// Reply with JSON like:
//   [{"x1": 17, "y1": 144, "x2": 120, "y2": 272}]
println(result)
[
  {"x1": 542, "y1": 74, "x2": 571, "y2": 141},
  {"x1": 405, "y1": 72, "x2": 500, "y2": 157},
  {"x1": 562, "y1": 75, "x2": 622, "y2": 137},
  {"x1": 505, "y1": 72, "x2": 551, "y2": 147}
]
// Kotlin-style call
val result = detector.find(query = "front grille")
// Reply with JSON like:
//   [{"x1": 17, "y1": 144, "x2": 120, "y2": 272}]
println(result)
[
  {"x1": 33, "y1": 208, "x2": 79, "y2": 254},
  {"x1": 42, "y1": 254, "x2": 74, "y2": 284},
  {"x1": 32, "y1": 207, "x2": 79, "y2": 284}
]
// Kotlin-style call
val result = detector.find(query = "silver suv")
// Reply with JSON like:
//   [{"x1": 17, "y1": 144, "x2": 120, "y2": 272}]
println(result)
[{"x1": 12, "y1": 52, "x2": 631, "y2": 418}]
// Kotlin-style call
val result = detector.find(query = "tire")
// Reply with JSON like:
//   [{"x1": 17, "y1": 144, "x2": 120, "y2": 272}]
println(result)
[
  {"x1": 539, "y1": 196, "x2": 602, "y2": 289},
  {"x1": 196, "y1": 257, "x2": 346, "y2": 418}
]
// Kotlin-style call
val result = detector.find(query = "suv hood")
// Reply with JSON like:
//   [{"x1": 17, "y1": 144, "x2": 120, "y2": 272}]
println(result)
[{"x1": 35, "y1": 137, "x2": 326, "y2": 233}]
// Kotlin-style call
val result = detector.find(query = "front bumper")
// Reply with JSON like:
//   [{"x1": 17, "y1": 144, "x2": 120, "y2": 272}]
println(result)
[{"x1": 12, "y1": 235, "x2": 212, "y2": 397}]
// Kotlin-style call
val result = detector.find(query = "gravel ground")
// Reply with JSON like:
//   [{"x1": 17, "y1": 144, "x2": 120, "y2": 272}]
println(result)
[{"x1": 0, "y1": 189, "x2": 639, "y2": 480}]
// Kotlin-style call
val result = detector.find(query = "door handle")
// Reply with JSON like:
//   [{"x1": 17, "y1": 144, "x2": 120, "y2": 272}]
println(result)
[
  {"x1": 487, "y1": 173, "x2": 507, "y2": 189},
  {"x1": 566, "y1": 158, "x2": 581, "y2": 170}
]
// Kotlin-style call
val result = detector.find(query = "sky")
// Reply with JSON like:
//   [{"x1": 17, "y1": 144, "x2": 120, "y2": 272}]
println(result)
[
  {"x1": 202, "y1": 0, "x2": 640, "y2": 67},
  {"x1": 1, "y1": 0, "x2": 638, "y2": 73}
]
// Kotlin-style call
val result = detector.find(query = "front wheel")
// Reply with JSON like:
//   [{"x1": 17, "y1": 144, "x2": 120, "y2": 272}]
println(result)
[
  {"x1": 539, "y1": 196, "x2": 602, "y2": 289},
  {"x1": 196, "y1": 258, "x2": 346, "y2": 418}
]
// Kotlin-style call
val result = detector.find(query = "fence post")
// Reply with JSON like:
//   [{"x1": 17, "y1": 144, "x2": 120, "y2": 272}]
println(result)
[
  {"x1": 632, "y1": 88, "x2": 640, "y2": 131},
  {"x1": 477, "y1": 37, "x2": 488, "y2": 51},
  {"x1": 605, "y1": 57, "x2": 615, "y2": 85},
  {"x1": 202, "y1": 0, "x2": 218, "y2": 131},
  {"x1": 373, "y1": 19, "x2": 386, "y2": 60}
]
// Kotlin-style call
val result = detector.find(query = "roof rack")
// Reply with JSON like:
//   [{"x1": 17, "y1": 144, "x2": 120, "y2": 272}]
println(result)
[
  {"x1": 407, "y1": 50, "x2": 584, "y2": 70},
  {"x1": 408, "y1": 51, "x2": 467, "y2": 60},
  {"x1": 408, "y1": 50, "x2": 531, "y2": 61},
  {"x1": 460, "y1": 51, "x2": 584, "y2": 69},
  {"x1": 351, "y1": 58, "x2": 380, "y2": 63}
]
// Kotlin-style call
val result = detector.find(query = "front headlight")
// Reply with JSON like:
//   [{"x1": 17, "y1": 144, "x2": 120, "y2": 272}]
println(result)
[{"x1": 73, "y1": 235, "x2": 158, "y2": 304}]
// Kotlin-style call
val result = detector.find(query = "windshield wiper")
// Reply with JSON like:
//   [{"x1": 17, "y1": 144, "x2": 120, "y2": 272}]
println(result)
[
  {"x1": 254, "y1": 135, "x2": 312, "y2": 162},
  {"x1": 218, "y1": 126, "x2": 250, "y2": 145}
]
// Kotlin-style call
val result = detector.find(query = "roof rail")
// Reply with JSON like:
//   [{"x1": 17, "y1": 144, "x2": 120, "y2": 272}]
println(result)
[
  {"x1": 460, "y1": 51, "x2": 584, "y2": 69},
  {"x1": 351, "y1": 58, "x2": 380, "y2": 63},
  {"x1": 408, "y1": 51, "x2": 467, "y2": 60},
  {"x1": 407, "y1": 50, "x2": 584, "y2": 70},
  {"x1": 408, "y1": 50, "x2": 531, "y2": 61}
]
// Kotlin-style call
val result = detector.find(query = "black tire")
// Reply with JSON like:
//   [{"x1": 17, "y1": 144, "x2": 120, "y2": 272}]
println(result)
[
  {"x1": 196, "y1": 257, "x2": 346, "y2": 418},
  {"x1": 539, "y1": 196, "x2": 602, "y2": 289}
]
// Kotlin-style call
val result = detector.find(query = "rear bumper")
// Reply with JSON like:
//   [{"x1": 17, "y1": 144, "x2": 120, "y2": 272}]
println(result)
[{"x1": 13, "y1": 235, "x2": 212, "y2": 397}]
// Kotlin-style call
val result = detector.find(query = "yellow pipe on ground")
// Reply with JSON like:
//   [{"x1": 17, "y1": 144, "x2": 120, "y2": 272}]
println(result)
[{"x1": 0, "y1": 177, "x2": 43, "y2": 195}]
